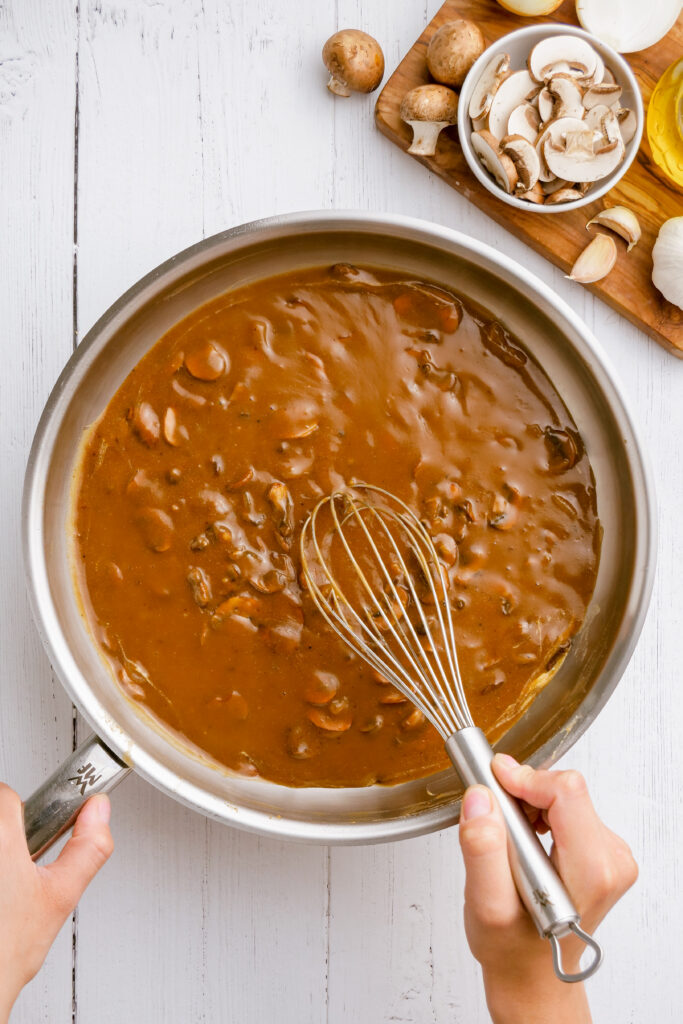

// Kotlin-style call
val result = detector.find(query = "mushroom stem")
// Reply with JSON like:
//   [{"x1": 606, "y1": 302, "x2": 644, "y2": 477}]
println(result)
[
  {"x1": 327, "y1": 74, "x2": 351, "y2": 97},
  {"x1": 406, "y1": 121, "x2": 451, "y2": 156}
]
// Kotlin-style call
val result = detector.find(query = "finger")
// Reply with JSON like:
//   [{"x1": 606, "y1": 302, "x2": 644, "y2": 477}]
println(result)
[
  {"x1": 491, "y1": 754, "x2": 636, "y2": 923},
  {"x1": 1, "y1": 784, "x2": 35, "y2": 861},
  {"x1": 606, "y1": 829, "x2": 639, "y2": 893},
  {"x1": 459, "y1": 785, "x2": 521, "y2": 929},
  {"x1": 519, "y1": 799, "x2": 544, "y2": 830},
  {"x1": 522, "y1": 802, "x2": 551, "y2": 833},
  {"x1": 40, "y1": 795, "x2": 114, "y2": 920},
  {"x1": 492, "y1": 754, "x2": 604, "y2": 860}
]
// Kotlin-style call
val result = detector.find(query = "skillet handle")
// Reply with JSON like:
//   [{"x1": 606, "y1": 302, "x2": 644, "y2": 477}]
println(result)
[{"x1": 23, "y1": 733, "x2": 131, "y2": 861}]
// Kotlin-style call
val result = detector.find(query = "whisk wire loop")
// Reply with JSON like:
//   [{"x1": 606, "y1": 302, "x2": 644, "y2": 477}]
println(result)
[
  {"x1": 336, "y1": 500, "x2": 458, "y2": 736},
  {"x1": 300, "y1": 485, "x2": 473, "y2": 738},
  {"x1": 302, "y1": 501, "x2": 449, "y2": 734},
  {"x1": 356, "y1": 504, "x2": 464, "y2": 735},
  {"x1": 387, "y1": 506, "x2": 472, "y2": 732}
]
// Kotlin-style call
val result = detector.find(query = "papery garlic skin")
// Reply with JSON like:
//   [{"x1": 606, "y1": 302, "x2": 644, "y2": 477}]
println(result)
[{"x1": 652, "y1": 217, "x2": 683, "y2": 310}]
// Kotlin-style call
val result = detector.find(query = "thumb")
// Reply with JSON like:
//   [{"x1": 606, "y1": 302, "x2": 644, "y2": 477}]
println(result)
[
  {"x1": 41, "y1": 795, "x2": 114, "y2": 920},
  {"x1": 459, "y1": 785, "x2": 520, "y2": 929}
]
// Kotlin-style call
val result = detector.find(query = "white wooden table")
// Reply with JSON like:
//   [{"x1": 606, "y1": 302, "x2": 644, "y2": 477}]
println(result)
[{"x1": 2, "y1": 2, "x2": 681, "y2": 1021}]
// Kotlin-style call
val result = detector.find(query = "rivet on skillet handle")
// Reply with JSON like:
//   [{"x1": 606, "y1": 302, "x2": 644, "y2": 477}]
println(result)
[{"x1": 23, "y1": 733, "x2": 131, "y2": 861}]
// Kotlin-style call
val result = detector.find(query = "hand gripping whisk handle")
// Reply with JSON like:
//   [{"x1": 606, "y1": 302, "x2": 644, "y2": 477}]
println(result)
[{"x1": 446, "y1": 727, "x2": 603, "y2": 984}]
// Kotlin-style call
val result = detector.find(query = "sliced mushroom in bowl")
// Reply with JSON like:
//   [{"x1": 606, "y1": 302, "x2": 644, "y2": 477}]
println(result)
[{"x1": 458, "y1": 24, "x2": 644, "y2": 213}]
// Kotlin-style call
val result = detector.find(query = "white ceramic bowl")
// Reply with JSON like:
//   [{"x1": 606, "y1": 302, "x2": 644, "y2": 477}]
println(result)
[{"x1": 458, "y1": 24, "x2": 644, "y2": 213}]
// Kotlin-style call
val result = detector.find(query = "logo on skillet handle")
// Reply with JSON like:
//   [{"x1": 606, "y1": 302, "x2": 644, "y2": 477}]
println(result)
[
  {"x1": 533, "y1": 888, "x2": 554, "y2": 908},
  {"x1": 67, "y1": 763, "x2": 103, "y2": 797}
]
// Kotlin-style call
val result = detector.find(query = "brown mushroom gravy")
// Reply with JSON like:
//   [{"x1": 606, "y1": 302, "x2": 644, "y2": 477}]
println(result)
[{"x1": 72, "y1": 264, "x2": 600, "y2": 787}]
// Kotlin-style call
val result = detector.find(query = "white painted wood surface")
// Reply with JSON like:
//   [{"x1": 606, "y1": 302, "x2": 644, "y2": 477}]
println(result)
[{"x1": 2, "y1": 0, "x2": 681, "y2": 1020}]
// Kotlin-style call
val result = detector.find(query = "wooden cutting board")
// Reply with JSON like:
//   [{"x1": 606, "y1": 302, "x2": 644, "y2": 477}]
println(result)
[{"x1": 375, "y1": 0, "x2": 683, "y2": 356}]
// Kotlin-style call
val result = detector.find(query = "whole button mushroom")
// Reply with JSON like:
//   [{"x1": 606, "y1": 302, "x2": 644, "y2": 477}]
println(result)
[
  {"x1": 184, "y1": 341, "x2": 227, "y2": 381},
  {"x1": 130, "y1": 402, "x2": 160, "y2": 446},
  {"x1": 400, "y1": 84, "x2": 458, "y2": 156},
  {"x1": 322, "y1": 29, "x2": 385, "y2": 96},
  {"x1": 135, "y1": 507, "x2": 174, "y2": 553},
  {"x1": 427, "y1": 19, "x2": 486, "y2": 89}
]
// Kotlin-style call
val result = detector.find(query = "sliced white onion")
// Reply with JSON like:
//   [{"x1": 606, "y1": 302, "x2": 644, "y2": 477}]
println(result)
[{"x1": 576, "y1": 0, "x2": 682, "y2": 53}]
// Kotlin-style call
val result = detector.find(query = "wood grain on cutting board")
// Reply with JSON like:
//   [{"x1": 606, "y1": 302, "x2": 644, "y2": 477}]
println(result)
[{"x1": 376, "y1": 0, "x2": 683, "y2": 355}]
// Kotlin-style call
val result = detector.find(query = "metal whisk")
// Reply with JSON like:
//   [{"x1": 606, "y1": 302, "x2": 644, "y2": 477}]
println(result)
[{"x1": 300, "y1": 484, "x2": 602, "y2": 983}]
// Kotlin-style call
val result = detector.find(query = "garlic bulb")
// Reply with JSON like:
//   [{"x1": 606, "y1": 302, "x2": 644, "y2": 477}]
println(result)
[{"x1": 652, "y1": 217, "x2": 683, "y2": 309}]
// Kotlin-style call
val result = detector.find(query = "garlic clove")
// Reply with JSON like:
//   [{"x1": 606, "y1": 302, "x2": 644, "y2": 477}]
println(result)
[
  {"x1": 586, "y1": 206, "x2": 641, "y2": 251},
  {"x1": 652, "y1": 216, "x2": 683, "y2": 310},
  {"x1": 567, "y1": 233, "x2": 617, "y2": 283}
]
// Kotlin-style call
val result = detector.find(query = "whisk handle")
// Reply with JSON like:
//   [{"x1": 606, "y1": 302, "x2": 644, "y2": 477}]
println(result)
[{"x1": 446, "y1": 727, "x2": 603, "y2": 984}]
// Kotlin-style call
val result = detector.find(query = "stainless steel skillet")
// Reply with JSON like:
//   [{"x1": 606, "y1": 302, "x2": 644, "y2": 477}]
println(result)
[{"x1": 21, "y1": 211, "x2": 656, "y2": 857}]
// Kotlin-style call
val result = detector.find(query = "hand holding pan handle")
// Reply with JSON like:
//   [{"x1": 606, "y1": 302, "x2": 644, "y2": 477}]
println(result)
[{"x1": 23, "y1": 734, "x2": 131, "y2": 861}]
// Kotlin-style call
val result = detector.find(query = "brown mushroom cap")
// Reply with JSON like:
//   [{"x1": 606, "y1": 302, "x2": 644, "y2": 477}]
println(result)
[
  {"x1": 427, "y1": 19, "x2": 485, "y2": 88},
  {"x1": 322, "y1": 30, "x2": 385, "y2": 96},
  {"x1": 400, "y1": 83, "x2": 459, "y2": 123},
  {"x1": 471, "y1": 130, "x2": 519, "y2": 193}
]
